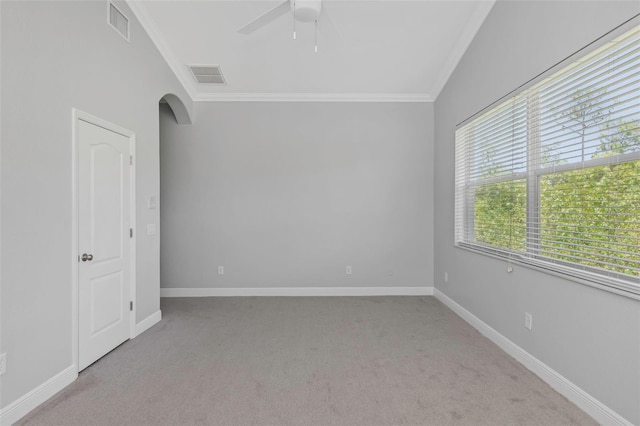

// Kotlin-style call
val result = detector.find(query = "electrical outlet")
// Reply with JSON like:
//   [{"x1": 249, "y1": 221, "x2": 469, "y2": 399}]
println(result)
[
  {"x1": 346, "y1": 265, "x2": 352, "y2": 275},
  {"x1": 444, "y1": 272, "x2": 448, "y2": 283},
  {"x1": 218, "y1": 266, "x2": 224, "y2": 275},
  {"x1": 524, "y1": 312, "x2": 533, "y2": 331},
  {"x1": 0, "y1": 353, "x2": 6, "y2": 375}
]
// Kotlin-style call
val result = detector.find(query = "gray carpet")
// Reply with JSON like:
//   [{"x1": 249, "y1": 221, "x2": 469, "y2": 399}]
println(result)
[{"x1": 18, "y1": 296, "x2": 595, "y2": 425}]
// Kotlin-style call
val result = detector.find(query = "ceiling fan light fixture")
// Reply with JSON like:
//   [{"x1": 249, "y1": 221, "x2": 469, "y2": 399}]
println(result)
[
  {"x1": 291, "y1": 0, "x2": 321, "y2": 23},
  {"x1": 236, "y1": 0, "x2": 323, "y2": 35}
]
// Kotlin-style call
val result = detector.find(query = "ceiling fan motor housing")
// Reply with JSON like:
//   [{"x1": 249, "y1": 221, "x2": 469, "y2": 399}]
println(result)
[{"x1": 291, "y1": 0, "x2": 322, "y2": 22}]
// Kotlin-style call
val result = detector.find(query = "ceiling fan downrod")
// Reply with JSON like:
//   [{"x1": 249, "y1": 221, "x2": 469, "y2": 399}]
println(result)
[
  {"x1": 293, "y1": 1, "x2": 296, "y2": 39},
  {"x1": 292, "y1": 0, "x2": 322, "y2": 51}
]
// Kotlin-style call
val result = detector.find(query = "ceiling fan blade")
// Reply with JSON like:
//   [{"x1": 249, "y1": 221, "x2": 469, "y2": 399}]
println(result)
[{"x1": 237, "y1": 1, "x2": 291, "y2": 35}]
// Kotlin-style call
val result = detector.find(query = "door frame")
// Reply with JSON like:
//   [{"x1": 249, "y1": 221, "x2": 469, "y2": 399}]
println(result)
[{"x1": 71, "y1": 108, "x2": 137, "y2": 372}]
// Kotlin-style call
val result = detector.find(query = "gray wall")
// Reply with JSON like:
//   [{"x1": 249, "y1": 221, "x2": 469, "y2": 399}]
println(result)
[
  {"x1": 160, "y1": 102, "x2": 434, "y2": 289},
  {"x1": 0, "y1": 0, "x2": 192, "y2": 409},
  {"x1": 434, "y1": 1, "x2": 640, "y2": 424}
]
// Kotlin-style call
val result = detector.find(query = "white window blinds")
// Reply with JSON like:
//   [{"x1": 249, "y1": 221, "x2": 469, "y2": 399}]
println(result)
[{"x1": 455, "y1": 23, "x2": 640, "y2": 297}]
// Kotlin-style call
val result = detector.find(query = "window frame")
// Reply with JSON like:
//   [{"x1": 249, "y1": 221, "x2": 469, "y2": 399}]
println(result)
[{"x1": 454, "y1": 16, "x2": 640, "y2": 300}]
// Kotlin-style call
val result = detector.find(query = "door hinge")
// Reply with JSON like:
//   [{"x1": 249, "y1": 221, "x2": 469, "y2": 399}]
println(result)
[
  {"x1": 130, "y1": 301, "x2": 133, "y2": 311},
  {"x1": 130, "y1": 155, "x2": 133, "y2": 165},
  {"x1": 130, "y1": 228, "x2": 133, "y2": 238}
]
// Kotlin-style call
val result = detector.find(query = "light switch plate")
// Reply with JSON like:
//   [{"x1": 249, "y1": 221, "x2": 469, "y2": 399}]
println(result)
[
  {"x1": 146, "y1": 224, "x2": 157, "y2": 236},
  {"x1": 148, "y1": 196, "x2": 157, "y2": 209}
]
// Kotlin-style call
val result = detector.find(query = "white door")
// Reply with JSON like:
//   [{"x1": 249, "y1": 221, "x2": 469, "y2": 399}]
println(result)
[{"x1": 78, "y1": 119, "x2": 132, "y2": 371}]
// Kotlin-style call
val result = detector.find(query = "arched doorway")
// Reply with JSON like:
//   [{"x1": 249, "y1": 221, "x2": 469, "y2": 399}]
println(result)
[
  {"x1": 160, "y1": 93, "x2": 192, "y2": 125},
  {"x1": 159, "y1": 93, "x2": 192, "y2": 291}
]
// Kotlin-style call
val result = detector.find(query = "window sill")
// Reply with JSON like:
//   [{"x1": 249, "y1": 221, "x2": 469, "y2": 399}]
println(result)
[{"x1": 455, "y1": 242, "x2": 640, "y2": 301}]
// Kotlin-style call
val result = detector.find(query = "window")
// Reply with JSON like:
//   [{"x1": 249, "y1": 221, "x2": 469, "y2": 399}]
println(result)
[{"x1": 455, "y1": 23, "x2": 640, "y2": 298}]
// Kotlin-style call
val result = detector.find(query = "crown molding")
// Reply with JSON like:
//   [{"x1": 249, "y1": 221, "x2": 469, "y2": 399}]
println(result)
[
  {"x1": 193, "y1": 92, "x2": 433, "y2": 102},
  {"x1": 126, "y1": 0, "x2": 198, "y2": 99},
  {"x1": 430, "y1": 0, "x2": 495, "y2": 101},
  {"x1": 126, "y1": 0, "x2": 484, "y2": 104}
]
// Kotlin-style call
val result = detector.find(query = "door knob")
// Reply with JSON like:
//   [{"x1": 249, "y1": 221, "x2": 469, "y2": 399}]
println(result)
[{"x1": 81, "y1": 253, "x2": 94, "y2": 262}]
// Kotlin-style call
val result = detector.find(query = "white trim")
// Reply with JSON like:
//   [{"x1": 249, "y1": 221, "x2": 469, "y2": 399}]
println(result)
[
  {"x1": 71, "y1": 109, "x2": 137, "y2": 372},
  {"x1": 0, "y1": 365, "x2": 77, "y2": 426},
  {"x1": 161, "y1": 287, "x2": 433, "y2": 298},
  {"x1": 71, "y1": 109, "x2": 79, "y2": 370},
  {"x1": 430, "y1": 0, "x2": 495, "y2": 101},
  {"x1": 129, "y1": 137, "x2": 137, "y2": 339},
  {"x1": 455, "y1": 244, "x2": 640, "y2": 301},
  {"x1": 193, "y1": 92, "x2": 433, "y2": 103},
  {"x1": 135, "y1": 310, "x2": 162, "y2": 337},
  {"x1": 125, "y1": 0, "x2": 198, "y2": 99},
  {"x1": 433, "y1": 289, "x2": 633, "y2": 426},
  {"x1": 124, "y1": 0, "x2": 475, "y2": 104}
]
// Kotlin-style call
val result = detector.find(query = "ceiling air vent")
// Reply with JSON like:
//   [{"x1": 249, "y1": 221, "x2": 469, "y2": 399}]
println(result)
[
  {"x1": 189, "y1": 65, "x2": 226, "y2": 85},
  {"x1": 108, "y1": 2, "x2": 130, "y2": 41}
]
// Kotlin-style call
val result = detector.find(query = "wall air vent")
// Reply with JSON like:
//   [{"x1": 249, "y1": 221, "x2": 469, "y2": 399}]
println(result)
[
  {"x1": 108, "y1": 2, "x2": 130, "y2": 41},
  {"x1": 189, "y1": 65, "x2": 226, "y2": 85}
]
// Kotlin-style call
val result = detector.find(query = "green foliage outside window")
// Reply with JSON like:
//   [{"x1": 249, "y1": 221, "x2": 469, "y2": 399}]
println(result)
[
  {"x1": 472, "y1": 87, "x2": 640, "y2": 278},
  {"x1": 540, "y1": 161, "x2": 640, "y2": 277},
  {"x1": 474, "y1": 180, "x2": 527, "y2": 252}
]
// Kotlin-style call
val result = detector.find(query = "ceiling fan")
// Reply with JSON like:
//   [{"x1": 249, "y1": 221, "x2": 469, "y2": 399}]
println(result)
[{"x1": 237, "y1": 0, "x2": 330, "y2": 52}]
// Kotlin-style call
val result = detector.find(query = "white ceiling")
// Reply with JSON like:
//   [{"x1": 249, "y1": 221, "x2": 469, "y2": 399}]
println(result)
[{"x1": 128, "y1": 0, "x2": 495, "y2": 101}]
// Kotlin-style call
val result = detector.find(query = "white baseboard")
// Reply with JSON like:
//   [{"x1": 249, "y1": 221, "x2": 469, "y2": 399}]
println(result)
[
  {"x1": 0, "y1": 309, "x2": 162, "y2": 425},
  {"x1": 433, "y1": 289, "x2": 632, "y2": 426},
  {"x1": 161, "y1": 286, "x2": 433, "y2": 298},
  {"x1": 0, "y1": 365, "x2": 77, "y2": 426},
  {"x1": 135, "y1": 310, "x2": 162, "y2": 337}
]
